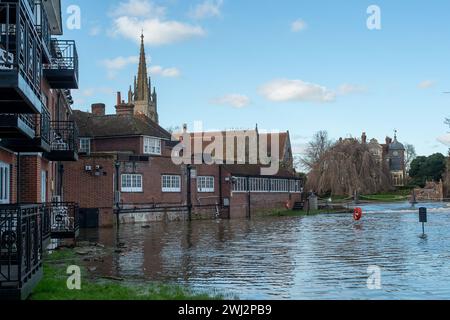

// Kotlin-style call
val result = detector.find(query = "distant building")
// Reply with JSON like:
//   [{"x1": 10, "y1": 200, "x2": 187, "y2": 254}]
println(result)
[
  {"x1": 127, "y1": 33, "x2": 158, "y2": 123},
  {"x1": 363, "y1": 132, "x2": 406, "y2": 187}
]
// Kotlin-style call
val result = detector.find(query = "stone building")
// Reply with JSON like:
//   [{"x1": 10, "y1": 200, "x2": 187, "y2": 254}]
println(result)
[
  {"x1": 127, "y1": 33, "x2": 158, "y2": 123},
  {"x1": 363, "y1": 132, "x2": 406, "y2": 187}
]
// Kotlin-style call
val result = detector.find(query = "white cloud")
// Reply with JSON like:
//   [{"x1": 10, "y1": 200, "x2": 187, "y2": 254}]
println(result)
[
  {"x1": 418, "y1": 80, "x2": 436, "y2": 89},
  {"x1": 260, "y1": 79, "x2": 335, "y2": 103},
  {"x1": 89, "y1": 26, "x2": 102, "y2": 36},
  {"x1": 189, "y1": 0, "x2": 223, "y2": 19},
  {"x1": 211, "y1": 94, "x2": 251, "y2": 108},
  {"x1": 338, "y1": 84, "x2": 367, "y2": 95},
  {"x1": 110, "y1": 0, "x2": 206, "y2": 46},
  {"x1": 100, "y1": 56, "x2": 139, "y2": 79},
  {"x1": 437, "y1": 134, "x2": 450, "y2": 146},
  {"x1": 149, "y1": 65, "x2": 181, "y2": 78},
  {"x1": 291, "y1": 19, "x2": 307, "y2": 32},
  {"x1": 109, "y1": 0, "x2": 166, "y2": 18}
]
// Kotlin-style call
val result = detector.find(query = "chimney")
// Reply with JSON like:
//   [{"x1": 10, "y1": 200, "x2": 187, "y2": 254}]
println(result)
[
  {"x1": 91, "y1": 103, "x2": 106, "y2": 116},
  {"x1": 361, "y1": 132, "x2": 367, "y2": 144},
  {"x1": 116, "y1": 92, "x2": 122, "y2": 107}
]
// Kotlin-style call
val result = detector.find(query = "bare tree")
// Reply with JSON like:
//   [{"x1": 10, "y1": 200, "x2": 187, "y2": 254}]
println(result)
[
  {"x1": 306, "y1": 138, "x2": 392, "y2": 196},
  {"x1": 404, "y1": 143, "x2": 416, "y2": 173},
  {"x1": 300, "y1": 130, "x2": 333, "y2": 170}
]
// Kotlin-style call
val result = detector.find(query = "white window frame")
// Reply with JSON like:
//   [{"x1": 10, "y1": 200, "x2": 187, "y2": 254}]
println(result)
[
  {"x1": 41, "y1": 170, "x2": 47, "y2": 203},
  {"x1": 144, "y1": 137, "x2": 162, "y2": 155},
  {"x1": 80, "y1": 138, "x2": 91, "y2": 154},
  {"x1": 162, "y1": 175, "x2": 181, "y2": 193},
  {"x1": 0, "y1": 162, "x2": 10, "y2": 204},
  {"x1": 197, "y1": 176, "x2": 214, "y2": 193},
  {"x1": 121, "y1": 174, "x2": 143, "y2": 193}
]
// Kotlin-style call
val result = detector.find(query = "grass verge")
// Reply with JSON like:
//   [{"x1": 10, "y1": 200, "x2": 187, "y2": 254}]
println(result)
[{"x1": 30, "y1": 248, "x2": 223, "y2": 300}]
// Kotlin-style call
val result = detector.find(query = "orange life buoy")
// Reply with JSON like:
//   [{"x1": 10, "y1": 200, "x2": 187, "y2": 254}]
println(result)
[
  {"x1": 353, "y1": 207, "x2": 363, "y2": 221},
  {"x1": 285, "y1": 201, "x2": 291, "y2": 209}
]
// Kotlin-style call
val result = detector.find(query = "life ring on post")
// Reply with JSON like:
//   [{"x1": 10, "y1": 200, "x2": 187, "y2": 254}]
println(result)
[
  {"x1": 285, "y1": 200, "x2": 291, "y2": 210},
  {"x1": 353, "y1": 207, "x2": 363, "y2": 221}
]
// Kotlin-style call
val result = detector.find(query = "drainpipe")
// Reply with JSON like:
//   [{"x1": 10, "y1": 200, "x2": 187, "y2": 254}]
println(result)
[
  {"x1": 246, "y1": 176, "x2": 251, "y2": 219},
  {"x1": 58, "y1": 163, "x2": 64, "y2": 201},
  {"x1": 17, "y1": 153, "x2": 20, "y2": 204},
  {"x1": 186, "y1": 165, "x2": 192, "y2": 221},
  {"x1": 114, "y1": 161, "x2": 121, "y2": 228}
]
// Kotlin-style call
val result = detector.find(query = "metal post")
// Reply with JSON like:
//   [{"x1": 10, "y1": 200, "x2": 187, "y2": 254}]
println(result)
[{"x1": 187, "y1": 165, "x2": 192, "y2": 221}]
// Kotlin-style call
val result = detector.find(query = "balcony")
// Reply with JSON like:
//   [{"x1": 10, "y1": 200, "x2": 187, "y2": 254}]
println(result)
[
  {"x1": 43, "y1": 202, "x2": 80, "y2": 240},
  {"x1": 0, "y1": 113, "x2": 35, "y2": 139},
  {"x1": 0, "y1": 108, "x2": 51, "y2": 152},
  {"x1": 0, "y1": 204, "x2": 43, "y2": 300},
  {"x1": 0, "y1": 1, "x2": 43, "y2": 114},
  {"x1": 44, "y1": 121, "x2": 79, "y2": 161},
  {"x1": 35, "y1": 1, "x2": 51, "y2": 63},
  {"x1": 43, "y1": 40, "x2": 78, "y2": 89}
]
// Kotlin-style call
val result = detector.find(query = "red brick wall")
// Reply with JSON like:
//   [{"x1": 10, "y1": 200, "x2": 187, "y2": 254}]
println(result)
[
  {"x1": 92, "y1": 136, "x2": 142, "y2": 154},
  {"x1": 230, "y1": 192, "x2": 302, "y2": 219}
]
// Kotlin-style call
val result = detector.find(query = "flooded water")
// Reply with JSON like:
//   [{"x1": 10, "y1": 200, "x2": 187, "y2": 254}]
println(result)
[{"x1": 80, "y1": 202, "x2": 450, "y2": 300}]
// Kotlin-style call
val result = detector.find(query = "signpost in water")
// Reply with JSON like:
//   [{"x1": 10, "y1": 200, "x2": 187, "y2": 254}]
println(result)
[{"x1": 419, "y1": 207, "x2": 427, "y2": 236}]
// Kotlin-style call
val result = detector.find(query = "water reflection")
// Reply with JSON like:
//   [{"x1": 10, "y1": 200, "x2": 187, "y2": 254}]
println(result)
[{"x1": 80, "y1": 202, "x2": 450, "y2": 299}]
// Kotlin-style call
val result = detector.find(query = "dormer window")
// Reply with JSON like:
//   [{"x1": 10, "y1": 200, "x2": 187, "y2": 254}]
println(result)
[{"x1": 144, "y1": 137, "x2": 161, "y2": 155}]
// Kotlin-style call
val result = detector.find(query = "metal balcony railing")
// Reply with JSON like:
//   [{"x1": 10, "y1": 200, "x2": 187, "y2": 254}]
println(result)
[
  {"x1": 34, "y1": 1, "x2": 51, "y2": 62},
  {"x1": 49, "y1": 121, "x2": 79, "y2": 153},
  {"x1": 43, "y1": 202, "x2": 80, "y2": 239},
  {"x1": 0, "y1": 1, "x2": 43, "y2": 96},
  {"x1": 0, "y1": 204, "x2": 43, "y2": 296},
  {"x1": 43, "y1": 39, "x2": 78, "y2": 89},
  {"x1": 36, "y1": 107, "x2": 51, "y2": 144},
  {"x1": 0, "y1": 1, "x2": 43, "y2": 113}
]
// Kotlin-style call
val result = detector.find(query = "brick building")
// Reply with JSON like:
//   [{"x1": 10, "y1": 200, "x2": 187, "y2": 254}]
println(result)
[
  {"x1": 64, "y1": 35, "x2": 303, "y2": 227},
  {"x1": 1, "y1": 0, "x2": 79, "y2": 298}
]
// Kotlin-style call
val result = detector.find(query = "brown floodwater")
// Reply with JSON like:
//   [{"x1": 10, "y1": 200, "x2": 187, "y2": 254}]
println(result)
[{"x1": 79, "y1": 202, "x2": 450, "y2": 299}]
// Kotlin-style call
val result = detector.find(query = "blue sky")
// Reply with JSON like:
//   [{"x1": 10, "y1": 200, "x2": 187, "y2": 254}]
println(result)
[{"x1": 62, "y1": 0, "x2": 450, "y2": 157}]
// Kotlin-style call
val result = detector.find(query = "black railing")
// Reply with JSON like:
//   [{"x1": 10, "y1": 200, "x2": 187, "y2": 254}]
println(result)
[
  {"x1": 34, "y1": 1, "x2": 50, "y2": 62},
  {"x1": 36, "y1": 107, "x2": 51, "y2": 144},
  {"x1": 0, "y1": 204, "x2": 43, "y2": 292},
  {"x1": 43, "y1": 202, "x2": 79, "y2": 239},
  {"x1": 42, "y1": 39, "x2": 79, "y2": 89},
  {"x1": 49, "y1": 121, "x2": 79, "y2": 153},
  {"x1": 0, "y1": 1, "x2": 43, "y2": 97}
]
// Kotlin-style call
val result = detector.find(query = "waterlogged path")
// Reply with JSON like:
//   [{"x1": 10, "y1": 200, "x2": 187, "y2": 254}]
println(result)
[{"x1": 80, "y1": 202, "x2": 450, "y2": 299}]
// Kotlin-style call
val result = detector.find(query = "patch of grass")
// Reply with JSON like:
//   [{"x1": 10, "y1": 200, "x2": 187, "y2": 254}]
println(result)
[
  {"x1": 30, "y1": 249, "x2": 223, "y2": 301},
  {"x1": 360, "y1": 194, "x2": 407, "y2": 202}
]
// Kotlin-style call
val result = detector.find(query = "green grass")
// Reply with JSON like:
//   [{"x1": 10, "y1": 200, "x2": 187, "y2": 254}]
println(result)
[
  {"x1": 30, "y1": 249, "x2": 223, "y2": 300},
  {"x1": 359, "y1": 194, "x2": 408, "y2": 202}
]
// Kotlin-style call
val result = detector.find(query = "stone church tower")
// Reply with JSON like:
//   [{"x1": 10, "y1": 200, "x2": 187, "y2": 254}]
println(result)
[{"x1": 128, "y1": 33, "x2": 158, "y2": 123}]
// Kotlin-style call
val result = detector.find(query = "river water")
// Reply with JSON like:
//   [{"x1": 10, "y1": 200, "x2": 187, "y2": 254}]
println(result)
[{"x1": 79, "y1": 202, "x2": 450, "y2": 300}]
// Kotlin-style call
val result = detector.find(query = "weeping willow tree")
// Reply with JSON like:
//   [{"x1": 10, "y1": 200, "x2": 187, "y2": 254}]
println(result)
[{"x1": 306, "y1": 138, "x2": 392, "y2": 196}]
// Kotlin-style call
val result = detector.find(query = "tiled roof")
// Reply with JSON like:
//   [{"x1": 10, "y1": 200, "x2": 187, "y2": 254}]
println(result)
[{"x1": 72, "y1": 110, "x2": 171, "y2": 140}]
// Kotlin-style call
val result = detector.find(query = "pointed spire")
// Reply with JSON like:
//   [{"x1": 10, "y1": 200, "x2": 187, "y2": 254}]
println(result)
[{"x1": 136, "y1": 32, "x2": 149, "y2": 101}]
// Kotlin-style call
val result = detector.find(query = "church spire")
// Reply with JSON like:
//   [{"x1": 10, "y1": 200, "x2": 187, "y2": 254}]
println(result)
[{"x1": 136, "y1": 32, "x2": 149, "y2": 101}]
